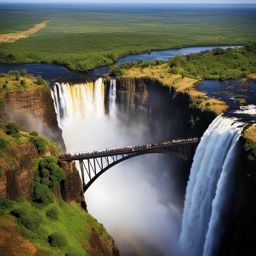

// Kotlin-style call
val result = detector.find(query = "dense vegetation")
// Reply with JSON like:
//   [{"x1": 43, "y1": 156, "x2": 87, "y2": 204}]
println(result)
[
  {"x1": 0, "y1": 198, "x2": 113, "y2": 256},
  {"x1": 0, "y1": 70, "x2": 47, "y2": 97},
  {"x1": 168, "y1": 43, "x2": 256, "y2": 79},
  {"x1": 32, "y1": 156, "x2": 66, "y2": 206},
  {"x1": 0, "y1": 124, "x2": 60, "y2": 176},
  {"x1": 0, "y1": 121, "x2": 114, "y2": 255},
  {"x1": 243, "y1": 125, "x2": 256, "y2": 163},
  {"x1": 117, "y1": 43, "x2": 256, "y2": 80},
  {"x1": 0, "y1": 5, "x2": 256, "y2": 71}
]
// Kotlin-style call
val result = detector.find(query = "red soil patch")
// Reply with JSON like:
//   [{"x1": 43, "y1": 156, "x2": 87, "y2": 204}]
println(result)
[
  {"x1": 0, "y1": 21, "x2": 48, "y2": 43},
  {"x1": 0, "y1": 216, "x2": 37, "y2": 256}
]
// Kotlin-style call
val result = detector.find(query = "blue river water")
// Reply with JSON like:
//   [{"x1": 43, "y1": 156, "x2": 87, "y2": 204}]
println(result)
[
  {"x1": 1, "y1": 44, "x2": 253, "y2": 111},
  {"x1": 197, "y1": 79, "x2": 256, "y2": 110},
  {"x1": 0, "y1": 45, "x2": 236, "y2": 81}
]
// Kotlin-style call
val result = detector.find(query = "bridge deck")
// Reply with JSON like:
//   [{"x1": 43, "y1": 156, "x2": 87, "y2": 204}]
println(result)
[{"x1": 59, "y1": 137, "x2": 199, "y2": 161}]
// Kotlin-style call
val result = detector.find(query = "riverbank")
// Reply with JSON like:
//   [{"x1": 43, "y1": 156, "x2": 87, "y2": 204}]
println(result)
[
  {"x1": 120, "y1": 44, "x2": 256, "y2": 115},
  {"x1": 122, "y1": 63, "x2": 228, "y2": 115}
]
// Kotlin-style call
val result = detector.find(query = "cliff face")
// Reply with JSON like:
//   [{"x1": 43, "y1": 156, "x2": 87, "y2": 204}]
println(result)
[
  {"x1": 107, "y1": 77, "x2": 256, "y2": 255},
  {"x1": 106, "y1": 77, "x2": 216, "y2": 137},
  {"x1": 60, "y1": 160, "x2": 87, "y2": 210},
  {"x1": 0, "y1": 135, "x2": 84, "y2": 208},
  {"x1": 2, "y1": 86, "x2": 65, "y2": 151},
  {"x1": 0, "y1": 141, "x2": 38, "y2": 200},
  {"x1": 105, "y1": 77, "x2": 216, "y2": 206},
  {"x1": 116, "y1": 77, "x2": 149, "y2": 108},
  {"x1": 0, "y1": 128, "x2": 119, "y2": 256},
  {"x1": 219, "y1": 138, "x2": 256, "y2": 256}
]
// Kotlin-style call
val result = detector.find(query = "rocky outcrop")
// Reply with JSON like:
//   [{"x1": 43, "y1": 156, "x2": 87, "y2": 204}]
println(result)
[
  {"x1": 107, "y1": 77, "x2": 216, "y2": 137},
  {"x1": 87, "y1": 227, "x2": 120, "y2": 256},
  {"x1": 218, "y1": 138, "x2": 256, "y2": 256},
  {"x1": 2, "y1": 87, "x2": 65, "y2": 151},
  {"x1": 59, "y1": 161, "x2": 87, "y2": 210},
  {"x1": 0, "y1": 142, "x2": 38, "y2": 200},
  {"x1": 116, "y1": 78, "x2": 149, "y2": 108}
]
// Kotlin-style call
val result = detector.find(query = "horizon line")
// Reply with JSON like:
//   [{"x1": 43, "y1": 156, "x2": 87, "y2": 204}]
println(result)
[{"x1": 0, "y1": 1, "x2": 256, "y2": 5}]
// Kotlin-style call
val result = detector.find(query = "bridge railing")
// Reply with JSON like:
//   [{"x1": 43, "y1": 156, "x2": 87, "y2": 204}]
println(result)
[{"x1": 59, "y1": 137, "x2": 199, "y2": 161}]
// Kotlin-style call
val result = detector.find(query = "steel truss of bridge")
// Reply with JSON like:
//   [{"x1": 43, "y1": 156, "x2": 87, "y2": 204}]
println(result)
[{"x1": 59, "y1": 137, "x2": 199, "y2": 192}]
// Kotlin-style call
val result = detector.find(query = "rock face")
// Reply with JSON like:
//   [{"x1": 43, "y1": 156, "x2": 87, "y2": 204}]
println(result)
[
  {"x1": 116, "y1": 77, "x2": 149, "y2": 108},
  {"x1": 2, "y1": 87, "x2": 65, "y2": 151},
  {"x1": 1, "y1": 86, "x2": 86, "y2": 207},
  {"x1": 0, "y1": 218, "x2": 37, "y2": 256},
  {"x1": 106, "y1": 77, "x2": 216, "y2": 137},
  {"x1": 60, "y1": 161, "x2": 87, "y2": 210},
  {"x1": 218, "y1": 139, "x2": 256, "y2": 256},
  {"x1": 0, "y1": 143, "x2": 38, "y2": 200},
  {"x1": 87, "y1": 227, "x2": 120, "y2": 256}
]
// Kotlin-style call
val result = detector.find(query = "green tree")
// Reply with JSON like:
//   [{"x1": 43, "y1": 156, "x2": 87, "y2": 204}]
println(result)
[
  {"x1": 31, "y1": 182, "x2": 53, "y2": 206},
  {"x1": 110, "y1": 65, "x2": 124, "y2": 77},
  {"x1": 48, "y1": 232, "x2": 68, "y2": 248},
  {"x1": 5, "y1": 122, "x2": 20, "y2": 138},
  {"x1": 30, "y1": 135, "x2": 47, "y2": 154},
  {"x1": 46, "y1": 207, "x2": 59, "y2": 220}
]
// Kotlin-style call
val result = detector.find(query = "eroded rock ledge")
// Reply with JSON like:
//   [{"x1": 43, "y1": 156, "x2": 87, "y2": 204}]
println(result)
[{"x1": 2, "y1": 86, "x2": 65, "y2": 151}]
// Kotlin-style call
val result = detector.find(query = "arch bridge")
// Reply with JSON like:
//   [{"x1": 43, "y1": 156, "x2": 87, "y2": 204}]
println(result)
[{"x1": 59, "y1": 137, "x2": 199, "y2": 192}]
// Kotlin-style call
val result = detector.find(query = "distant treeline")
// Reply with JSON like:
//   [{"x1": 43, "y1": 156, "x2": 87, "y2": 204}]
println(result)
[{"x1": 1, "y1": 7, "x2": 256, "y2": 71}]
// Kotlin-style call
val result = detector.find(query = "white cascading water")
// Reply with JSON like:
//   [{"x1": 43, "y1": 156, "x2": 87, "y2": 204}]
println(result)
[
  {"x1": 51, "y1": 79, "x2": 251, "y2": 255},
  {"x1": 51, "y1": 79, "x2": 105, "y2": 129},
  {"x1": 51, "y1": 79, "x2": 182, "y2": 255},
  {"x1": 180, "y1": 115, "x2": 245, "y2": 256},
  {"x1": 109, "y1": 79, "x2": 117, "y2": 118}
]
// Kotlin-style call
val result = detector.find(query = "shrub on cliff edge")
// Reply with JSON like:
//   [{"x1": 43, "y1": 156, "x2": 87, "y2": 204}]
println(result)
[
  {"x1": 31, "y1": 182, "x2": 53, "y2": 206},
  {"x1": 48, "y1": 232, "x2": 68, "y2": 248},
  {"x1": 37, "y1": 157, "x2": 66, "y2": 188},
  {"x1": 0, "y1": 137, "x2": 8, "y2": 153},
  {"x1": 110, "y1": 65, "x2": 124, "y2": 77},
  {"x1": 244, "y1": 139, "x2": 256, "y2": 161},
  {"x1": 11, "y1": 207, "x2": 42, "y2": 231},
  {"x1": 0, "y1": 198, "x2": 13, "y2": 214},
  {"x1": 30, "y1": 135, "x2": 48, "y2": 154},
  {"x1": 31, "y1": 157, "x2": 66, "y2": 207},
  {"x1": 5, "y1": 122, "x2": 20, "y2": 138},
  {"x1": 46, "y1": 206, "x2": 59, "y2": 220}
]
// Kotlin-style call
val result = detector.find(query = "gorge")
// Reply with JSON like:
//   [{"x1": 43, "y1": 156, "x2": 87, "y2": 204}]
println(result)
[
  {"x1": 0, "y1": 45, "x2": 255, "y2": 256},
  {"x1": 50, "y1": 76, "x2": 255, "y2": 255}
]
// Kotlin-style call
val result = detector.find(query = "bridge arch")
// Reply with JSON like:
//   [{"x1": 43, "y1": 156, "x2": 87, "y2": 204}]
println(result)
[{"x1": 59, "y1": 138, "x2": 199, "y2": 192}]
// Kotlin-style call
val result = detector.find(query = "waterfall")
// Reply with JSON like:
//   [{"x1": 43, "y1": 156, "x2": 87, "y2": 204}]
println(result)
[
  {"x1": 180, "y1": 115, "x2": 245, "y2": 256},
  {"x1": 51, "y1": 78, "x2": 251, "y2": 255},
  {"x1": 51, "y1": 79, "x2": 110, "y2": 129},
  {"x1": 50, "y1": 78, "x2": 182, "y2": 255},
  {"x1": 109, "y1": 79, "x2": 117, "y2": 117}
]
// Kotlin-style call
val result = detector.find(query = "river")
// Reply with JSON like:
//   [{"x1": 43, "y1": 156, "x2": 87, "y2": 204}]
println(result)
[{"x1": 0, "y1": 45, "x2": 237, "y2": 81}]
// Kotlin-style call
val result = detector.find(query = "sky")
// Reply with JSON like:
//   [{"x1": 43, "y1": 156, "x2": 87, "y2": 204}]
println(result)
[{"x1": 0, "y1": 0, "x2": 255, "y2": 4}]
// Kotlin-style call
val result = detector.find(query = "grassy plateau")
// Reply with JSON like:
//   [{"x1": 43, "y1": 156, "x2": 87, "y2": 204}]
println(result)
[
  {"x1": 118, "y1": 44, "x2": 256, "y2": 114},
  {"x1": 0, "y1": 4, "x2": 256, "y2": 71}
]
